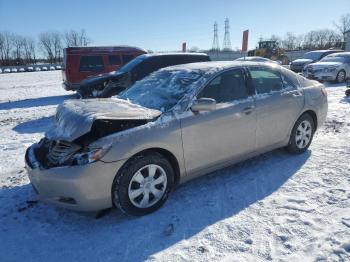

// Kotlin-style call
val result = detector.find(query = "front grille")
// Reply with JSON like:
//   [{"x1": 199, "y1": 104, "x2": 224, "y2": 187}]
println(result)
[{"x1": 47, "y1": 140, "x2": 81, "y2": 166}]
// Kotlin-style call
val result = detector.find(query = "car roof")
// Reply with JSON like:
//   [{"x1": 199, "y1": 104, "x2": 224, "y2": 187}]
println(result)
[
  {"x1": 307, "y1": 50, "x2": 343, "y2": 54},
  {"x1": 326, "y1": 52, "x2": 350, "y2": 57},
  {"x1": 162, "y1": 60, "x2": 279, "y2": 72},
  {"x1": 141, "y1": 52, "x2": 209, "y2": 58}
]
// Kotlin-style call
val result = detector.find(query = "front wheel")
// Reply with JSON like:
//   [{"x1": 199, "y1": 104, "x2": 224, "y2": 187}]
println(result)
[
  {"x1": 112, "y1": 152, "x2": 174, "y2": 216},
  {"x1": 345, "y1": 89, "x2": 350, "y2": 97},
  {"x1": 336, "y1": 70, "x2": 346, "y2": 83},
  {"x1": 286, "y1": 114, "x2": 315, "y2": 154}
]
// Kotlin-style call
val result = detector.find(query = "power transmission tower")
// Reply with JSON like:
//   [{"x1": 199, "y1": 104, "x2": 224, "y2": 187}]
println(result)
[
  {"x1": 212, "y1": 21, "x2": 220, "y2": 51},
  {"x1": 222, "y1": 18, "x2": 232, "y2": 51}
]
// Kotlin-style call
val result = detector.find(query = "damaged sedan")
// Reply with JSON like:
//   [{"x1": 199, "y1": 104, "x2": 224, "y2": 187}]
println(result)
[{"x1": 25, "y1": 61, "x2": 327, "y2": 216}]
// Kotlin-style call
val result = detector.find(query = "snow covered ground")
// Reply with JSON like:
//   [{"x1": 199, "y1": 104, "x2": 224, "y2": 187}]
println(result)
[{"x1": 0, "y1": 71, "x2": 349, "y2": 262}]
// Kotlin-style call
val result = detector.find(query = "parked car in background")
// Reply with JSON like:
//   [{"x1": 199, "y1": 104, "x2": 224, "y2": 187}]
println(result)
[
  {"x1": 56, "y1": 65, "x2": 62, "y2": 70},
  {"x1": 303, "y1": 52, "x2": 350, "y2": 83},
  {"x1": 27, "y1": 67, "x2": 34, "y2": 72},
  {"x1": 235, "y1": 56, "x2": 280, "y2": 64},
  {"x1": 35, "y1": 67, "x2": 41, "y2": 71},
  {"x1": 0, "y1": 69, "x2": 2, "y2": 74},
  {"x1": 78, "y1": 53, "x2": 211, "y2": 98},
  {"x1": 11, "y1": 68, "x2": 18, "y2": 73},
  {"x1": 290, "y1": 50, "x2": 343, "y2": 72},
  {"x1": 25, "y1": 61, "x2": 327, "y2": 216},
  {"x1": 42, "y1": 66, "x2": 48, "y2": 71},
  {"x1": 62, "y1": 46, "x2": 147, "y2": 91},
  {"x1": 19, "y1": 68, "x2": 25, "y2": 72},
  {"x1": 49, "y1": 66, "x2": 55, "y2": 70},
  {"x1": 4, "y1": 68, "x2": 11, "y2": 73}
]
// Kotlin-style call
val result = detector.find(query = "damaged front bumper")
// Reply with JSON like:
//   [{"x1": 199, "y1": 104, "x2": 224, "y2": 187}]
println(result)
[{"x1": 25, "y1": 144, "x2": 125, "y2": 212}]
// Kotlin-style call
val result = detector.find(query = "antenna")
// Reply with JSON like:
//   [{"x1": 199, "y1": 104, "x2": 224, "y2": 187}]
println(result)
[
  {"x1": 222, "y1": 18, "x2": 232, "y2": 51},
  {"x1": 212, "y1": 21, "x2": 220, "y2": 51}
]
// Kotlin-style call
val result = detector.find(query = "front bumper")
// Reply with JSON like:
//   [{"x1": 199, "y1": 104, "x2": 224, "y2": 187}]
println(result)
[
  {"x1": 62, "y1": 82, "x2": 80, "y2": 91},
  {"x1": 303, "y1": 71, "x2": 337, "y2": 82},
  {"x1": 290, "y1": 64, "x2": 305, "y2": 73},
  {"x1": 25, "y1": 144, "x2": 125, "y2": 212}
]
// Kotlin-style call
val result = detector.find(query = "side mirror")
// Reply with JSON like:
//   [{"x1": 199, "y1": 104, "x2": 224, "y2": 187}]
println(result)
[{"x1": 191, "y1": 98, "x2": 216, "y2": 112}]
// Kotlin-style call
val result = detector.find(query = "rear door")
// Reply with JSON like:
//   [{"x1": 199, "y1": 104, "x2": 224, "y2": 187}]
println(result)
[{"x1": 248, "y1": 66, "x2": 304, "y2": 149}]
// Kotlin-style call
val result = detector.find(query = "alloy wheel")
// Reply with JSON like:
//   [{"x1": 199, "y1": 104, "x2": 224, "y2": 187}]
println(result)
[{"x1": 128, "y1": 164, "x2": 167, "y2": 208}]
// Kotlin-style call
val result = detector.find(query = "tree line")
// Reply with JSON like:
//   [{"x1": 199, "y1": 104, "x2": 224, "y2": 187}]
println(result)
[
  {"x1": 0, "y1": 29, "x2": 91, "y2": 66},
  {"x1": 263, "y1": 14, "x2": 350, "y2": 51}
]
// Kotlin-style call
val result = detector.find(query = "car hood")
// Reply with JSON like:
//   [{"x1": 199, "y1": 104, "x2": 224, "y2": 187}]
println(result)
[
  {"x1": 82, "y1": 71, "x2": 127, "y2": 87},
  {"x1": 307, "y1": 62, "x2": 342, "y2": 68},
  {"x1": 292, "y1": 58, "x2": 313, "y2": 65},
  {"x1": 46, "y1": 98, "x2": 161, "y2": 142}
]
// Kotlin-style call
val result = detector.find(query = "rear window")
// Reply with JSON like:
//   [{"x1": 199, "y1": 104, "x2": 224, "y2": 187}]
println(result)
[
  {"x1": 108, "y1": 55, "x2": 121, "y2": 65},
  {"x1": 122, "y1": 55, "x2": 134, "y2": 64},
  {"x1": 79, "y1": 56, "x2": 104, "y2": 72},
  {"x1": 249, "y1": 68, "x2": 283, "y2": 94}
]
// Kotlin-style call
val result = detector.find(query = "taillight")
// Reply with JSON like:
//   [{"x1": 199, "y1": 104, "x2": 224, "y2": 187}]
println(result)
[{"x1": 321, "y1": 87, "x2": 327, "y2": 97}]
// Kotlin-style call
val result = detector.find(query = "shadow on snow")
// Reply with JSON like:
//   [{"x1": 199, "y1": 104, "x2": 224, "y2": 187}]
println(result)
[
  {"x1": 0, "y1": 149, "x2": 311, "y2": 261},
  {"x1": 0, "y1": 94, "x2": 76, "y2": 111},
  {"x1": 13, "y1": 116, "x2": 54, "y2": 134}
]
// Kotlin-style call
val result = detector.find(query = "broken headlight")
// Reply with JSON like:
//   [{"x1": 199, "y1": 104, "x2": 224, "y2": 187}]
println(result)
[{"x1": 73, "y1": 144, "x2": 112, "y2": 165}]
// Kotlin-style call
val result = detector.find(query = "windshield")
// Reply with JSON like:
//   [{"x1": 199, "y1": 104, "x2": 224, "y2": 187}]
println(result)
[
  {"x1": 302, "y1": 52, "x2": 324, "y2": 60},
  {"x1": 320, "y1": 56, "x2": 346, "y2": 63},
  {"x1": 119, "y1": 69, "x2": 204, "y2": 112},
  {"x1": 117, "y1": 55, "x2": 147, "y2": 73}
]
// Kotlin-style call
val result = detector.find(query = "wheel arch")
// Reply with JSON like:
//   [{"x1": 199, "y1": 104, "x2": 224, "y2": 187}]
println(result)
[
  {"x1": 117, "y1": 147, "x2": 181, "y2": 188},
  {"x1": 299, "y1": 109, "x2": 318, "y2": 130}
]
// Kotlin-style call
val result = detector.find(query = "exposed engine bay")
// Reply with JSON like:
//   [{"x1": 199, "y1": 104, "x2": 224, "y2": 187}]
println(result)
[{"x1": 28, "y1": 98, "x2": 161, "y2": 169}]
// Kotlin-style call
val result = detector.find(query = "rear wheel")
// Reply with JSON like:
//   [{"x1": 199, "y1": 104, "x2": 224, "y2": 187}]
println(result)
[
  {"x1": 345, "y1": 88, "x2": 350, "y2": 97},
  {"x1": 112, "y1": 152, "x2": 174, "y2": 216},
  {"x1": 286, "y1": 114, "x2": 315, "y2": 154},
  {"x1": 336, "y1": 70, "x2": 346, "y2": 83}
]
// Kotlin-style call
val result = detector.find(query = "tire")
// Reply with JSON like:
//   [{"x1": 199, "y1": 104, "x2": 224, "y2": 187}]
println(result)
[
  {"x1": 112, "y1": 152, "x2": 174, "y2": 216},
  {"x1": 336, "y1": 70, "x2": 346, "y2": 83},
  {"x1": 346, "y1": 88, "x2": 350, "y2": 97},
  {"x1": 286, "y1": 114, "x2": 315, "y2": 154}
]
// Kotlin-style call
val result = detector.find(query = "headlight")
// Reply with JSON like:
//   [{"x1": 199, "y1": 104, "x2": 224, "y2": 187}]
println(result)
[
  {"x1": 73, "y1": 144, "x2": 112, "y2": 165},
  {"x1": 324, "y1": 67, "x2": 337, "y2": 73}
]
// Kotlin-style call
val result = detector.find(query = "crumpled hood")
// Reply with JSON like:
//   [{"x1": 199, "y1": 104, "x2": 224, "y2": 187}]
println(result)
[
  {"x1": 46, "y1": 98, "x2": 161, "y2": 142},
  {"x1": 292, "y1": 58, "x2": 313, "y2": 65},
  {"x1": 308, "y1": 61, "x2": 342, "y2": 68}
]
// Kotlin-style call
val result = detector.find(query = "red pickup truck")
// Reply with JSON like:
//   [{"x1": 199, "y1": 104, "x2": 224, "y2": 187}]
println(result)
[{"x1": 62, "y1": 46, "x2": 146, "y2": 90}]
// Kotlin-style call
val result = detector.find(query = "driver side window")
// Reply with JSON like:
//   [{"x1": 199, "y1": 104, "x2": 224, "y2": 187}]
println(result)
[{"x1": 197, "y1": 69, "x2": 248, "y2": 103}]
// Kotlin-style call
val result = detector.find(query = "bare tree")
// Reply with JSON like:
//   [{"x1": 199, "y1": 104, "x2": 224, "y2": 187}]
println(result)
[
  {"x1": 334, "y1": 13, "x2": 350, "y2": 42},
  {"x1": 64, "y1": 29, "x2": 91, "y2": 47},
  {"x1": 0, "y1": 31, "x2": 13, "y2": 66},
  {"x1": 23, "y1": 37, "x2": 36, "y2": 64},
  {"x1": 12, "y1": 34, "x2": 25, "y2": 64},
  {"x1": 39, "y1": 31, "x2": 62, "y2": 63},
  {"x1": 281, "y1": 32, "x2": 298, "y2": 50}
]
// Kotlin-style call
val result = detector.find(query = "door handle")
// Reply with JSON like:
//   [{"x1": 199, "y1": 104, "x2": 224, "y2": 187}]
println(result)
[
  {"x1": 243, "y1": 106, "x2": 255, "y2": 115},
  {"x1": 282, "y1": 90, "x2": 302, "y2": 97}
]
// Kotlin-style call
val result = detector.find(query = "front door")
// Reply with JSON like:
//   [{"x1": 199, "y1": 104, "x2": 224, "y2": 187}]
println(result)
[{"x1": 180, "y1": 68, "x2": 256, "y2": 176}]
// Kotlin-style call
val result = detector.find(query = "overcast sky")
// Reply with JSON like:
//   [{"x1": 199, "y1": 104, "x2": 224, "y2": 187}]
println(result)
[{"x1": 1, "y1": 0, "x2": 349, "y2": 51}]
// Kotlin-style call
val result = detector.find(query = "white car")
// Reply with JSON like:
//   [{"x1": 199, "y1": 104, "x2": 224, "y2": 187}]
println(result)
[
  {"x1": 11, "y1": 68, "x2": 18, "y2": 73},
  {"x1": 27, "y1": 67, "x2": 34, "y2": 72},
  {"x1": 19, "y1": 68, "x2": 25, "y2": 72},
  {"x1": 235, "y1": 56, "x2": 280, "y2": 64},
  {"x1": 56, "y1": 65, "x2": 62, "y2": 70},
  {"x1": 49, "y1": 66, "x2": 55, "y2": 70},
  {"x1": 303, "y1": 52, "x2": 350, "y2": 83},
  {"x1": 4, "y1": 68, "x2": 11, "y2": 73},
  {"x1": 42, "y1": 66, "x2": 48, "y2": 71},
  {"x1": 35, "y1": 67, "x2": 41, "y2": 72},
  {"x1": 0, "y1": 68, "x2": 2, "y2": 74}
]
